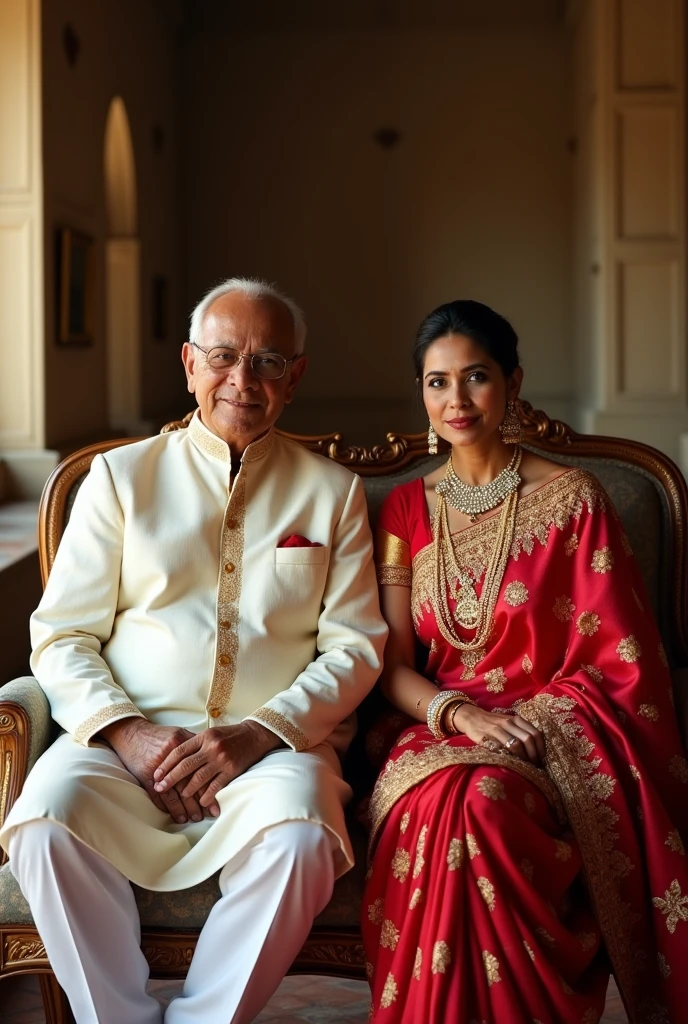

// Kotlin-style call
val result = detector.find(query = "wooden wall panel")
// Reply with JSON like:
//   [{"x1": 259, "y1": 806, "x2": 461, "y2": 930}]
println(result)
[
  {"x1": 617, "y1": 260, "x2": 679, "y2": 398},
  {"x1": 617, "y1": 0, "x2": 678, "y2": 90},
  {"x1": 617, "y1": 107, "x2": 679, "y2": 239}
]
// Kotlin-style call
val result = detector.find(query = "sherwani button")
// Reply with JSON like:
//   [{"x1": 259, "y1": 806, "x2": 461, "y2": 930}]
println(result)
[
  {"x1": 220, "y1": 620, "x2": 231, "y2": 629},
  {"x1": 224, "y1": 562, "x2": 235, "y2": 573},
  {"x1": 219, "y1": 654, "x2": 230, "y2": 666},
  {"x1": 209, "y1": 708, "x2": 221, "y2": 718},
  {"x1": 226, "y1": 518, "x2": 238, "y2": 529}
]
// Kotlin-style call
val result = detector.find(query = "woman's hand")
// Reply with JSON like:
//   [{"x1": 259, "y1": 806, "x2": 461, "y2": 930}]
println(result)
[{"x1": 452, "y1": 704, "x2": 546, "y2": 764}]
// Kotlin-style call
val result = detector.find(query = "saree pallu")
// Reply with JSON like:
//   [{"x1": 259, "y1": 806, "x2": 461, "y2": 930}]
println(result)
[{"x1": 364, "y1": 469, "x2": 688, "y2": 1024}]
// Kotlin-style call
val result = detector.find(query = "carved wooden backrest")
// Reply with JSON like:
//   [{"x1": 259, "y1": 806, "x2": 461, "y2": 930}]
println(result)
[{"x1": 38, "y1": 401, "x2": 688, "y2": 669}]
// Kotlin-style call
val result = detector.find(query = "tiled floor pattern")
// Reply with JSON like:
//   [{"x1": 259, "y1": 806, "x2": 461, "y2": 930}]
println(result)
[{"x1": 1, "y1": 973, "x2": 628, "y2": 1022}]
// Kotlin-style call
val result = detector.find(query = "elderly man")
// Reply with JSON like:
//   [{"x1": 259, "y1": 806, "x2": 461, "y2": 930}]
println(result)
[{"x1": 0, "y1": 279, "x2": 387, "y2": 1024}]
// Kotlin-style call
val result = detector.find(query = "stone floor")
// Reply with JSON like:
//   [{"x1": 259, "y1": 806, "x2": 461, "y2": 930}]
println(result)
[{"x1": 1, "y1": 973, "x2": 628, "y2": 1022}]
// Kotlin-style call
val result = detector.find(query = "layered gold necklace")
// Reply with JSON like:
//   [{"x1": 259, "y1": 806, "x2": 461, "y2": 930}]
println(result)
[{"x1": 432, "y1": 446, "x2": 522, "y2": 651}]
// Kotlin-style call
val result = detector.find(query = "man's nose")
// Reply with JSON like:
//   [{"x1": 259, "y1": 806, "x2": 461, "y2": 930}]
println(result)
[{"x1": 227, "y1": 354, "x2": 258, "y2": 390}]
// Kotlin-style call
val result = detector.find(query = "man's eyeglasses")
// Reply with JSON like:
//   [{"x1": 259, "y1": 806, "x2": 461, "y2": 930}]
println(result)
[{"x1": 191, "y1": 343, "x2": 300, "y2": 380}]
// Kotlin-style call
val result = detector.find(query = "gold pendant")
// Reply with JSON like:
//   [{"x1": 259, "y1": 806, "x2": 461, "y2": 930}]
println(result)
[{"x1": 454, "y1": 577, "x2": 480, "y2": 629}]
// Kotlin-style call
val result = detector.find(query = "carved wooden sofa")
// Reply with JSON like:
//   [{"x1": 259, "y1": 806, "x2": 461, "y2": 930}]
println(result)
[{"x1": 1, "y1": 402, "x2": 687, "y2": 1024}]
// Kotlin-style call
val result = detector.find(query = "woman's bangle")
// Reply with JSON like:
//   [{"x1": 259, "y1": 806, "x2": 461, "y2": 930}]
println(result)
[
  {"x1": 426, "y1": 690, "x2": 475, "y2": 740},
  {"x1": 448, "y1": 700, "x2": 469, "y2": 735}
]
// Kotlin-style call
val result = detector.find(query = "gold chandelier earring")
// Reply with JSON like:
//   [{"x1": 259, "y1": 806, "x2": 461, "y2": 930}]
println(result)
[
  {"x1": 499, "y1": 400, "x2": 522, "y2": 445},
  {"x1": 428, "y1": 423, "x2": 438, "y2": 455}
]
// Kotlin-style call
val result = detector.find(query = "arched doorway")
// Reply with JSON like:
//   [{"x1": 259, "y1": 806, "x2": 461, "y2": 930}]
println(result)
[{"x1": 104, "y1": 96, "x2": 142, "y2": 433}]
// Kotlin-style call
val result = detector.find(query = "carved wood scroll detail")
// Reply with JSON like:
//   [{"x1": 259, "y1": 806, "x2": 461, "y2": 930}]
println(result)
[
  {"x1": 141, "y1": 943, "x2": 194, "y2": 970},
  {"x1": 5, "y1": 934, "x2": 47, "y2": 964}
]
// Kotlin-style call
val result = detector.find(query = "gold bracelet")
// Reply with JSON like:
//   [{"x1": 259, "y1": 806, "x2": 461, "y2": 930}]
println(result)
[{"x1": 448, "y1": 699, "x2": 470, "y2": 735}]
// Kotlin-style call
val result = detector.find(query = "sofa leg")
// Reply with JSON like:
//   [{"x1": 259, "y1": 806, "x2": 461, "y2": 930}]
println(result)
[{"x1": 39, "y1": 973, "x2": 75, "y2": 1024}]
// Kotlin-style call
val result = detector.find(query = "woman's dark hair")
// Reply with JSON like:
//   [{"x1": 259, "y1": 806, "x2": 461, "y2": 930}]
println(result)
[{"x1": 413, "y1": 300, "x2": 520, "y2": 379}]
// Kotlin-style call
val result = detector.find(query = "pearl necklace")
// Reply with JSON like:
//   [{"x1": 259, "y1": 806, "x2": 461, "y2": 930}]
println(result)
[{"x1": 436, "y1": 446, "x2": 522, "y2": 524}]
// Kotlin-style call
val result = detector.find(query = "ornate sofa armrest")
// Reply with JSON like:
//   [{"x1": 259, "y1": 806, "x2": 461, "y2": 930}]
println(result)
[{"x1": 0, "y1": 677, "x2": 51, "y2": 861}]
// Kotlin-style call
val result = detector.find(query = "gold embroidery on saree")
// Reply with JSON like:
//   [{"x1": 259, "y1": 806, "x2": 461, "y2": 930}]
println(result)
[
  {"x1": 412, "y1": 947, "x2": 422, "y2": 980},
  {"x1": 617, "y1": 635, "x2": 642, "y2": 663},
  {"x1": 565, "y1": 534, "x2": 579, "y2": 556},
  {"x1": 581, "y1": 664, "x2": 603, "y2": 684},
  {"x1": 668, "y1": 755, "x2": 688, "y2": 783},
  {"x1": 665, "y1": 830, "x2": 685, "y2": 855},
  {"x1": 432, "y1": 940, "x2": 451, "y2": 974},
  {"x1": 467, "y1": 834, "x2": 481, "y2": 859},
  {"x1": 524, "y1": 939, "x2": 535, "y2": 961},
  {"x1": 409, "y1": 888, "x2": 423, "y2": 909},
  {"x1": 516, "y1": 692, "x2": 638, "y2": 1013},
  {"x1": 522, "y1": 654, "x2": 533, "y2": 674},
  {"x1": 380, "y1": 919, "x2": 400, "y2": 950},
  {"x1": 638, "y1": 703, "x2": 659, "y2": 722},
  {"x1": 447, "y1": 838, "x2": 464, "y2": 870},
  {"x1": 482, "y1": 950, "x2": 501, "y2": 986},
  {"x1": 391, "y1": 848, "x2": 411, "y2": 882},
  {"x1": 477, "y1": 775, "x2": 506, "y2": 800},
  {"x1": 485, "y1": 667, "x2": 507, "y2": 693},
  {"x1": 413, "y1": 825, "x2": 427, "y2": 878},
  {"x1": 367, "y1": 898, "x2": 384, "y2": 925},
  {"x1": 367, "y1": 745, "x2": 564, "y2": 849},
  {"x1": 652, "y1": 880, "x2": 688, "y2": 934},
  {"x1": 553, "y1": 596, "x2": 575, "y2": 622},
  {"x1": 380, "y1": 973, "x2": 398, "y2": 1008},
  {"x1": 576, "y1": 611, "x2": 601, "y2": 636},
  {"x1": 477, "y1": 876, "x2": 496, "y2": 910},
  {"x1": 504, "y1": 581, "x2": 529, "y2": 606},
  {"x1": 400, "y1": 811, "x2": 411, "y2": 833},
  {"x1": 591, "y1": 547, "x2": 614, "y2": 573},
  {"x1": 657, "y1": 952, "x2": 671, "y2": 978}
]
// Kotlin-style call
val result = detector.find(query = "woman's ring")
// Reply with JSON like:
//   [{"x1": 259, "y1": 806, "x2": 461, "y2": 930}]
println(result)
[{"x1": 505, "y1": 737, "x2": 518, "y2": 749}]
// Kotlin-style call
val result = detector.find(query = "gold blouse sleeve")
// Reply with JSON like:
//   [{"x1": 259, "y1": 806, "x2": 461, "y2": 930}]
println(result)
[{"x1": 376, "y1": 529, "x2": 412, "y2": 587}]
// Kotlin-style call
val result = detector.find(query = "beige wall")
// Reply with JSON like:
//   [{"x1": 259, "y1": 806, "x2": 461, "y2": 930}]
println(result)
[
  {"x1": 182, "y1": 27, "x2": 573, "y2": 442},
  {"x1": 41, "y1": 0, "x2": 185, "y2": 450}
]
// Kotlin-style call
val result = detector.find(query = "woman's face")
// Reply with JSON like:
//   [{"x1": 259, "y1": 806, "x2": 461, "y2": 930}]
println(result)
[{"x1": 421, "y1": 332, "x2": 521, "y2": 449}]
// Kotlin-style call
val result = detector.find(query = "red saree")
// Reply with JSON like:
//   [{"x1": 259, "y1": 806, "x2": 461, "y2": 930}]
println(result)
[{"x1": 362, "y1": 469, "x2": 688, "y2": 1024}]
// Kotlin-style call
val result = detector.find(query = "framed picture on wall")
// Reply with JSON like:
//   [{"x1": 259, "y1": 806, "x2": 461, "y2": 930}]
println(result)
[{"x1": 57, "y1": 227, "x2": 95, "y2": 345}]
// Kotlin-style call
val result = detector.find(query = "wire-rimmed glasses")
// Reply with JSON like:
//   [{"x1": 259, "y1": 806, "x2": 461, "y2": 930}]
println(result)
[{"x1": 191, "y1": 343, "x2": 299, "y2": 380}]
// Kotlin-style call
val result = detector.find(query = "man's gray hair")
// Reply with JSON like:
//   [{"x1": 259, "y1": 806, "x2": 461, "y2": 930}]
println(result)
[{"x1": 189, "y1": 278, "x2": 307, "y2": 353}]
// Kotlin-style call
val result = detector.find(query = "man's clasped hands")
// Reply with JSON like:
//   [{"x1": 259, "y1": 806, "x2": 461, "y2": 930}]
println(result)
[{"x1": 99, "y1": 718, "x2": 282, "y2": 823}]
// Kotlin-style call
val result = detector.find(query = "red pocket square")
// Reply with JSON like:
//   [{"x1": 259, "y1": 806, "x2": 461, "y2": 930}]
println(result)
[{"x1": 278, "y1": 535, "x2": 323, "y2": 548}]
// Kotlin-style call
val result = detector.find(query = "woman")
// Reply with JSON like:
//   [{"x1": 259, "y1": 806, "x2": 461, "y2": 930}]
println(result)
[{"x1": 362, "y1": 300, "x2": 688, "y2": 1023}]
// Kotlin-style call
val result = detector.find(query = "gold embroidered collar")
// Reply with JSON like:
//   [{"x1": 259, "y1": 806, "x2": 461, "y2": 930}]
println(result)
[{"x1": 188, "y1": 409, "x2": 275, "y2": 466}]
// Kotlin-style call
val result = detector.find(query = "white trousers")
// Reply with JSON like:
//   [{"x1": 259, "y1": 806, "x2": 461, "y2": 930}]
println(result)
[{"x1": 9, "y1": 818, "x2": 336, "y2": 1024}]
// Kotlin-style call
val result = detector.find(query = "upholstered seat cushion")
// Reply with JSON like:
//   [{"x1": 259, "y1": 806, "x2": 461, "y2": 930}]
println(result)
[{"x1": 0, "y1": 820, "x2": 368, "y2": 930}]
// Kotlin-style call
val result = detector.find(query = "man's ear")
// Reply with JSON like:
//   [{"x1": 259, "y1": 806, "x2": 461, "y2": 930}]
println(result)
[
  {"x1": 284, "y1": 355, "x2": 308, "y2": 405},
  {"x1": 181, "y1": 343, "x2": 197, "y2": 394}
]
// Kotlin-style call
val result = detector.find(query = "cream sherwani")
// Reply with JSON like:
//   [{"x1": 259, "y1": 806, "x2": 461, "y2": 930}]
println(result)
[{"x1": 0, "y1": 412, "x2": 387, "y2": 889}]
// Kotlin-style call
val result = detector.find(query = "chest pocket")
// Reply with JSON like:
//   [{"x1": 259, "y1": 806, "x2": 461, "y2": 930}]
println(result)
[{"x1": 275, "y1": 546, "x2": 328, "y2": 566}]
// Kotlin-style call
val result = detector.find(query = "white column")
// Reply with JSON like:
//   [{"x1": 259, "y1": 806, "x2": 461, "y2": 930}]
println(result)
[{"x1": 0, "y1": 0, "x2": 57, "y2": 497}]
